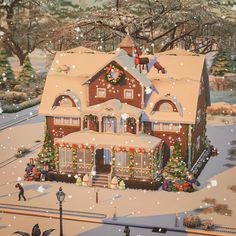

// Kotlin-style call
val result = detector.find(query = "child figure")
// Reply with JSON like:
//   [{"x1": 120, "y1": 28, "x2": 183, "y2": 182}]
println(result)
[{"x1": 15, "y1": 183, "x2": 26, "y2": 201}]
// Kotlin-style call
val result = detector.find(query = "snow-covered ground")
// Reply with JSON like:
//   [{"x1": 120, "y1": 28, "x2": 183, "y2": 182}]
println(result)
[{"x1": 0, "y1": 117, "x2": 235, "y2": 236}]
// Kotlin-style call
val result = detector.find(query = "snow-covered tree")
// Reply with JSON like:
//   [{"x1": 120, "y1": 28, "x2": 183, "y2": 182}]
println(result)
[
  {"x1": 0, "y1": 49, "x2": 15, "y2": 90},
  {"x1": 19, "y1": 56, "x2": 36, "y2": 87},
  {"x1": 162, "y1": 141, "x2": 188, "y2": 190},
  {"x1": 210, "y1": 49, "x2": 235, "y2": 76},
  {"x1": 37, "y1": 122, "x2": 55, "y2": 170}
]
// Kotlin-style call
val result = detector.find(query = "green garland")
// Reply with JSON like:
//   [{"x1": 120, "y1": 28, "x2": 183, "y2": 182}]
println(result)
[
  {"x1": 72, "y1": 144, "x2": 78, "y2": 173},
  {"x1": 104, "y1": 64, "x2": 125, "y2": 85},
  {"x1": 129, "y1": 148, "x2": 135, "y2": 177},
  {"x1": 111, "y1": 147, "x2": 116, "y2": 174}
]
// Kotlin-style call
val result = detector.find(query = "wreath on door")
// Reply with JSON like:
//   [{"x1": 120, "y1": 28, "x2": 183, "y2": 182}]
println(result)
[{"x1": 105, "y1": 64, "x2": 125, "y2": 85}]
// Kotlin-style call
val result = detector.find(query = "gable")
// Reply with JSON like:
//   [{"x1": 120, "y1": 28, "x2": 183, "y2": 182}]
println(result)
[{"x1": 88, "y1": 60, "x2": 143, "y2": 108}]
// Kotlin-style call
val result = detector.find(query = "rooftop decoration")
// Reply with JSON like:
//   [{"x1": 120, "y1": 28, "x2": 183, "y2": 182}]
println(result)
[{"x1": 105, "y1": 64, "x2": 125, "y2": 85}]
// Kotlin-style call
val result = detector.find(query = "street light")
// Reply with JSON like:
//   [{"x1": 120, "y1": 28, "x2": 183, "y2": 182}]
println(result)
[{"x1": 56, "y1": 187, "x2": 65, "y2": 236}]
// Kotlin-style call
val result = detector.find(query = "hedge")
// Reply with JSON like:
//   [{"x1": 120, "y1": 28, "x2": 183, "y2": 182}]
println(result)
[{"x1": 2, "y1": 97, "x2": 41, "y2": 113}]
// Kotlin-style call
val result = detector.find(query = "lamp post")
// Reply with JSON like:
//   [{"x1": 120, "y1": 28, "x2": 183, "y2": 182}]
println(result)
[{"x1": 56, "y1": 187, "x2": 65, "y2": 236}]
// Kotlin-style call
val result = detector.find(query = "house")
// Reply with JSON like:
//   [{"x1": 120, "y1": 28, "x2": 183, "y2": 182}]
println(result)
[{"x1": 39, "y1": 35, "x2": 210, "y2": 188}]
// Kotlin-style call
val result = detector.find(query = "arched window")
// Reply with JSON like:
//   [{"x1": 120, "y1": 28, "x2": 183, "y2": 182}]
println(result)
[
  {"x1": 59, "y1": 97, "x2": 73, "y2": 107},
  {"x1": 153, "y1": 100, "x2": 177, "y2": 112},
  {"x1": 159, "y1": 102, "x2": 174, "y2": 112},
  {"x1": 53, "y1": 95, "x2": 76, "y2": 108}
]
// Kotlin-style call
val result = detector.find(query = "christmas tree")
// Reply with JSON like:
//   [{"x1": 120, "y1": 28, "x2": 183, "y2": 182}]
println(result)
[
  {"x1": 210, "y1": 49, "x2": 235, "y2": 76},
  {"x1": 162, "y1": 141, "x2": 188, "y2": 191},
  {"x1": 37, "y1": 121, "x2": 55, "y2": 170},
  {"x1": 0, "y1": 50, "x2": 15, "y2": 90},
  {"x1": 19, "y1": 56, "x2": 36, "y2": 87}
]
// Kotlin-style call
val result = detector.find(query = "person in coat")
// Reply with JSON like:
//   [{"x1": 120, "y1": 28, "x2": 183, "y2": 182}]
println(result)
[{"x1": 15, "y1": 183, "x2": 26, "y2": 201}]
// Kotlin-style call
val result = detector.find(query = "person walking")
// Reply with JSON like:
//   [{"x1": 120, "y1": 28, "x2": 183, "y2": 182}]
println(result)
[{"x1": 15, "y1": 183, "x2": 26, "y2": 201}]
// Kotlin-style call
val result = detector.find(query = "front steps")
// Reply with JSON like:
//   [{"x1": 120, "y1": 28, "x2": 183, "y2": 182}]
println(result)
[{"x1": 92, "y1": 173, "x2": 109, "y2": 188}]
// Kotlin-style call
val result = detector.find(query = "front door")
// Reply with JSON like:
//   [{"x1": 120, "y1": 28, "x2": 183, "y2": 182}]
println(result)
[{"x1": 95, "y1": 148, "x2": 111, "y2": 173}]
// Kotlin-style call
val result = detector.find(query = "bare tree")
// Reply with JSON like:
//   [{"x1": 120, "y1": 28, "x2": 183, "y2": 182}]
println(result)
[
  {"x1": 48, "y1": 0, "x2": 235, "y2": 54},
  {"x1": 0, "y1": 0, "x2": 55, "y2": 65}
]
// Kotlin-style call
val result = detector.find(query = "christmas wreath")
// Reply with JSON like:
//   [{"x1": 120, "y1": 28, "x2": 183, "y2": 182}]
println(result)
[{"x1": 105, "y1": 64, "x2": 125, "y2": 85}]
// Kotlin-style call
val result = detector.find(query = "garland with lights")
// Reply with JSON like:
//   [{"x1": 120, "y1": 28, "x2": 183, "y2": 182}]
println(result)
[
  {"x1": 54, "y1": 143, "x2": 60, "y2": 172},
  {"x1": 111, "y1": 146, "x2": 116, "y2": 174},
  {"x1": 72, "y1": 144, "x2": 78, "y2": 173},
  {"x1": 104, "y1": 64, "x2": 125, "y2": 85},
  {"x1": 129, "y1": 148, "x2": 135, "y2": 177},
  {"x1": 90, "y1": 145, "x2": 95, "y2": 165}
]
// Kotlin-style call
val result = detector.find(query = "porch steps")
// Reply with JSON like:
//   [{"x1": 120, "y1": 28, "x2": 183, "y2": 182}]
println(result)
[{"x1": 92, "y1": 173, "x2": 109, "y2": 188}]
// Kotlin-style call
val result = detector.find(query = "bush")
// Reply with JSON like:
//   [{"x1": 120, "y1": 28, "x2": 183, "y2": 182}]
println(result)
[
  {"x1": 0, "y1": 91, "x2": 28, "y2": 104},
  {"x1": 15, "y1": 146, "x2": 30, "y2": 158},
  {"x1": 183, "y1": 215, "x2": 201, "y2": 228},
  {"x1": 2, "y1": 97, "x2": 41, "y2": 113}
]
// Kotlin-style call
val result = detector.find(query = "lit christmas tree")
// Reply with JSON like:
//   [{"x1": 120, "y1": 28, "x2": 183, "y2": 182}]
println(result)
[
  {"x1": 19, "y1": 56, "x2": 36, "y2": 87},
  {"x1": 210, "y1": 49, "x2": 235, "y2": 76},
  {"x1": 162, "y1": 141, "x2": 188, "y2": 191},
  {"x1": 0, "y1": 49, "x2": 15, "y2": 90},
  {"x1": 37, "y1": 121, "x2": 55, "y2": 170}
]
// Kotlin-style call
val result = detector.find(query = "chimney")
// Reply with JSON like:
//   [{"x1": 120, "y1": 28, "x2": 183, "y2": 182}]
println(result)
[{"x1": 119, "y1": 34, "x2": 136, "y2": 57}]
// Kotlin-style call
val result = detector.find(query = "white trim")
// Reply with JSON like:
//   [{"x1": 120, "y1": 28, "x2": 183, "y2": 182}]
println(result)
[
  {"x1": 96, "y1": 88, "x2": 106, "y2": 98},
  {"x1": 124, "y1": 89, "x2": 134, "y2": 99}
]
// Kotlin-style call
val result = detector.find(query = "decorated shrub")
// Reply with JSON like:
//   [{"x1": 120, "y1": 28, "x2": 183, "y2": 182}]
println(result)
[{"x1": 183, "y1": 215, "x2": 201, "y2": 228}]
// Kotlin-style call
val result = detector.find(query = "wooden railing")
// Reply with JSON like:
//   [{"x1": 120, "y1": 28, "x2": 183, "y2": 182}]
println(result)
[{"x1": 115, "y1": 166, "x2": 150, "y2": 178}]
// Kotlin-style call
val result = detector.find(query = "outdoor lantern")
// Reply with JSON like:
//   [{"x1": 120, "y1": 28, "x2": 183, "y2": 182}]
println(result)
[{"x1": 56, "y1": 187, "x2": 66, "y2": 203}]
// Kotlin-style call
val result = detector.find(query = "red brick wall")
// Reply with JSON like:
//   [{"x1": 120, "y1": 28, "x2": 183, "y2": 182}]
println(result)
[
  {"x1": 191, "y1": 76, "x2": 207, "y2": 165},
  {"x1": 153, "y1": 125, "x2": 188, "y2": 161},
  {"x1": 47, "y1": 117, "x2": 81, "y2": 142},
  {"x1": 143, "y1": 122, "x2": 188, "y2": 162},
  {"x1": 88, "y1": 61, "x2": 143, "y2": 108}
]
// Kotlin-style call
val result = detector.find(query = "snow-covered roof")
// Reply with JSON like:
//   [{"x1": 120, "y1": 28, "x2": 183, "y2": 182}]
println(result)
[
  {"x1": 119, "y1": 35, "x2": 136, "y2": 48},
  {"x1": 85, "y1": 50, "x2": 152, "y2": 87},
  {"x1": 39, "y1": 46, "x2": 209, "y2": 125},
  {"x1": 55, "y1": 131, "x2": 161, "y2": 150},
  {"x1": 84, "y1": 99, "x2": 142, "y2": 118}
]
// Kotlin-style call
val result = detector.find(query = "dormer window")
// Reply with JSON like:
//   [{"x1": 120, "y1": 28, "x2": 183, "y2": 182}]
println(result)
[
  {"x1": 59, "y1": 97, "x2": 73, "y2": 107},
  {"x1": 124, "y1": 89, "x2": 133, "y2": 99},
  {"x1": 97, "y1": 88, "x2": 106, "y2": 98},
  {"x1": 159, "y1": 102, "x2": 173, "y2": 112}
]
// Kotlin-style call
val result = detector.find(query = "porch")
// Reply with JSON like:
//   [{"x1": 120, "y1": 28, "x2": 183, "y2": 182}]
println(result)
[{"x1": 54, "y1": 131, "x2": 163, "y2": 180}]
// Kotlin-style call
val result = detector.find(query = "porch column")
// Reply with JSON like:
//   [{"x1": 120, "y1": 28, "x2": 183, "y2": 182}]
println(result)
[
  {"x1": 81, "y1": 115, "x2": 84, "y2": 131},
  {"x1": 136, "y1": 120, "x2": 139, "y2": 135},
  {"x1": 141, "y1": 122, "x2": 144, "y2": 134},
  {"x1": 98, "y1": 117, "x2": 102, "y2": 133},
  {"x1": 117, "y1": 116, "x2": 121, "y2": 134}
]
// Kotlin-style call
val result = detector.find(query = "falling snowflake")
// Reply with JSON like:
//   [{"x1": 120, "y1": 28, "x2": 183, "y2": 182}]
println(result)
[
  {"x1": 121, "y1": 113, "x2": 129, "y2": 120},
  {"x1": 75, "y1": 27, "x2": 81, "y2": 32},
  {"x1": 0, "y1": 31, "x2": 4, "y2": 36},
  {"x1": 37, "y1": 186, "x2": 45, "y2": 193},
  {"x1": 17, "y1": 177, "x2": 22, "y2": 182},
  {"x1": 145, "y1": 87, "x2": 152, "y2": 94},
  {"x1": 210, "y1": 179, "x2": 217, "y2": 187}
]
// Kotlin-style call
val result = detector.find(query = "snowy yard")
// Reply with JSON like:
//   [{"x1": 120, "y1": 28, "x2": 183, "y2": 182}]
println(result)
[{"x1": 0, "y1": 118, "x2": 235, "y2": 236}]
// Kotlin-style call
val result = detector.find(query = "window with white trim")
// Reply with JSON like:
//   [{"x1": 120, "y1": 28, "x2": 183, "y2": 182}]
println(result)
[
  {"x1": 54, "y1": 117, "x2": 62, "y2": 125},
  {"x1": 97, "y1": 88, "x2": 106, "y2": 98},
  {"x1": 196, "y1": 109, "x2": 201, "y2": 124},
  {"x1": 59, "y1": 148, "x2": 73, "y2": 172},
  {"x1": 196, "y1": 136, "x2": 201, "y2": 151},
  {"x1": 72, "y1": 118, "x2": 79, "y2": 125},
  {"x1": 159, "y1": 102, "x2": 173, "y2": 112},
  {"x1": 115, "y1": 152, "x2": 127, "y2": 167},
  {"x1": 153, "y1": 122, "x2": 181, "y2": 132},
  {"x1": 54, "y1": 117, "x2": 80, "y2": 126},
  {"x1": 59, "y1": 97, "x2": 73, "y2": 107},
  {"x1": 124, "y1": 89, "x2": 133, "y2": 99}
]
